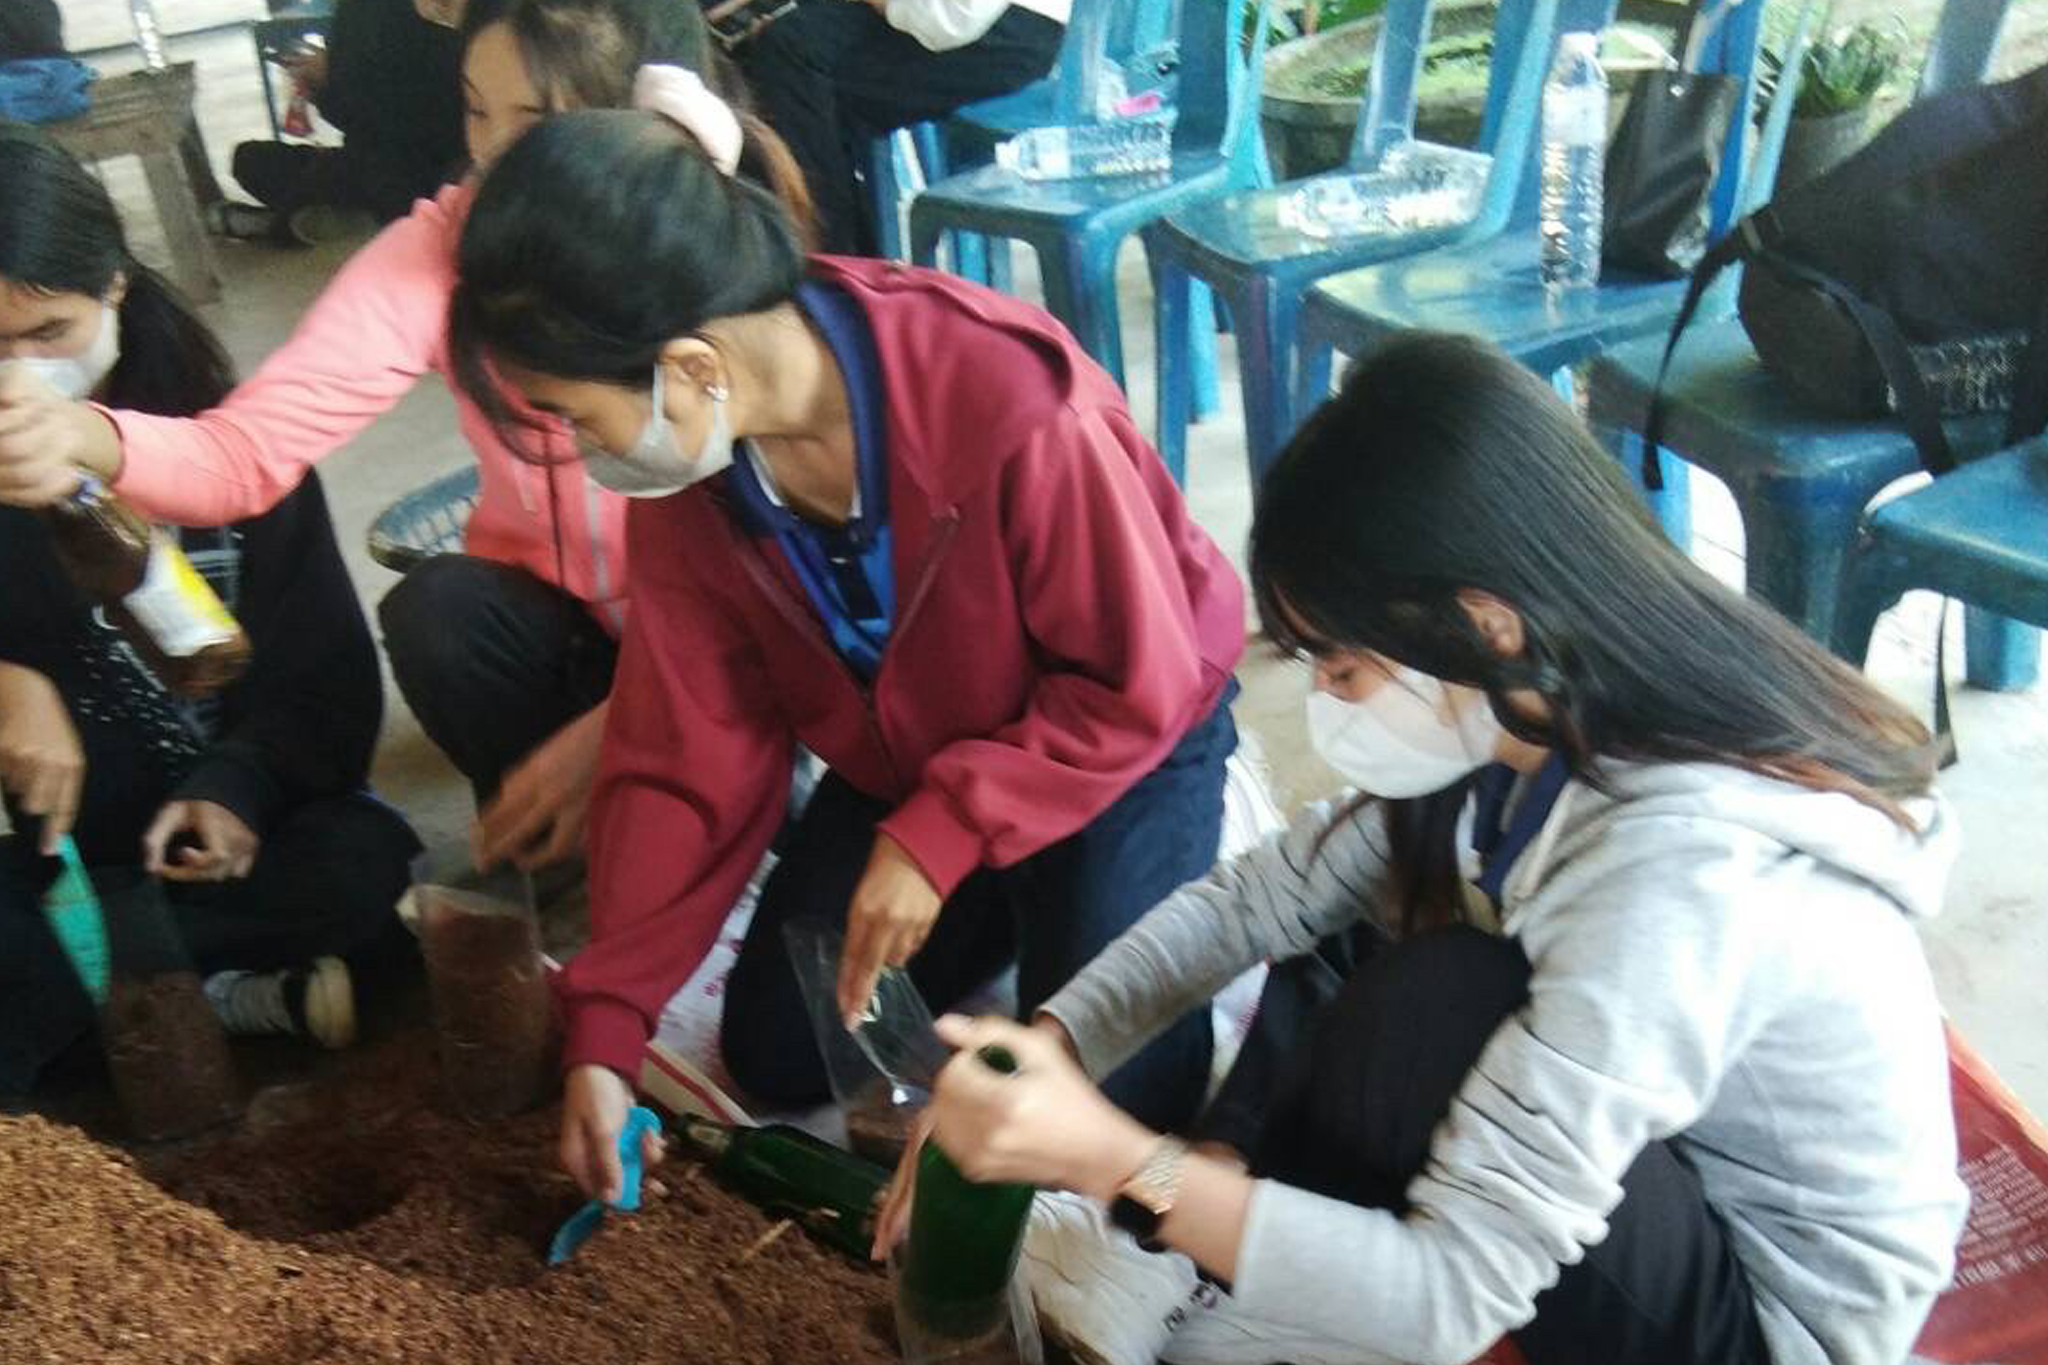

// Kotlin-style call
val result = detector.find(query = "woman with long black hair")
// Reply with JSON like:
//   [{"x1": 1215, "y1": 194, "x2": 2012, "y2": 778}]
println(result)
[
  {"x1": 882, "y1": 333, "x2": 1968, "y2": 1365},
  {"x1": 0, "y1": 124, "x2": 418, "y2": 1087}
]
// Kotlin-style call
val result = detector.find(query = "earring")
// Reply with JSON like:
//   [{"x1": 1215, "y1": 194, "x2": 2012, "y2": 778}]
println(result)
[{"x1": 706, "y1": 382, "x2": 730, "y2": 402}]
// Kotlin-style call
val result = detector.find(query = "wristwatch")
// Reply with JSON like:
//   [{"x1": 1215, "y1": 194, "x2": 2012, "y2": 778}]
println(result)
[{"x1": 1108, "y1": 1136, "x2": 1189, "y2": 1250}]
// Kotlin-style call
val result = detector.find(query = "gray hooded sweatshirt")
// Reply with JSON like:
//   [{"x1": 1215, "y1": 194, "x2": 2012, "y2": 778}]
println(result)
[{"x1": 1043, "y1": 761, "x2": 1969, "y2": 1365}]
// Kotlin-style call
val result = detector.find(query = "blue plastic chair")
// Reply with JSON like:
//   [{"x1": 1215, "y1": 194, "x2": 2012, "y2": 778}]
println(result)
[
  {"x1": 908, "y1": 0, "x2": 1280, "y2": 475},
  {"x1": 1140, "y1": 0, "x2": 1609, "y2": 484},
  {"x1": 1583, "y1": 0, "x2": 2037, "y2": 691},
  {"x1": 1832, "y1": 438, "x2": 2048, "y2": 674},
  {"x1": 863, "y1": 0, "x2": 1172, "y2": 282},
  {"x1": 1293, "y1": 0, "x2": 1790, "y2": 542}
]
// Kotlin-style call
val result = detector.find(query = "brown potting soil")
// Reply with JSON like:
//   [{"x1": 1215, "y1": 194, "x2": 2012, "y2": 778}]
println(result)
[
  {"x1": 100, "y1": 971, "x2": 243, "y2": 1142},
  {"x1": 0, "y1": 1030, "x2": 897, "y2": 1365}
]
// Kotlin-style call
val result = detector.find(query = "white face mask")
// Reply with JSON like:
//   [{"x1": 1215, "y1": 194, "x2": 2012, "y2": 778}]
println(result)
[
  {"x1": 14, "y1": 301, "x2": 120, "y2": 401},
  {"x1": 1304, "y1": 666, "x2": 1505, "y2": 798},
  {"x1": 579, "y1": 362, "x2": 734, "y2": 499}
]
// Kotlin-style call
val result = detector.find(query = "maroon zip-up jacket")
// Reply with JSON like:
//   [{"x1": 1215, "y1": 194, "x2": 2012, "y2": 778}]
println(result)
[{"x1": 560, "y1": 256, "x2": 1245, "y2": 1077}]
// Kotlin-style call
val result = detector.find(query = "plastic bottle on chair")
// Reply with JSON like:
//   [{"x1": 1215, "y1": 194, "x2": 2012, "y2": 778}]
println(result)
[
  {"x1": 994, "y1": 116, "x2": 1173, "y2": 182},
  {"x1": 1538, "y1": 31, "x2": 1608, "y2": 291}
]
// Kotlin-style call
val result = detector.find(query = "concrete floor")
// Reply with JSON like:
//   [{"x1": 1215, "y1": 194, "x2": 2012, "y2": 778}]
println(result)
[{"x1": 92, "y1": 40, "x2": 2044, "y2": 1118}]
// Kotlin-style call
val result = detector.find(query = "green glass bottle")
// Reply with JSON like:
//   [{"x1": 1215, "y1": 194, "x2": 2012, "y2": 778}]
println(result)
[
  {"x1": 675, "y1": 1116, "x2": 890, "y2": 1258},
  {"x1": 900, "y1": 1045, "x2": 1036, "y2": 1340}
]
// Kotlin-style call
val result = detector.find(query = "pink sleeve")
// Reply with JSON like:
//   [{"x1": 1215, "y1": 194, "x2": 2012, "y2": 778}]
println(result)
[{"x1": 106, "y1": 191, "x2": 464, "y2": 525}]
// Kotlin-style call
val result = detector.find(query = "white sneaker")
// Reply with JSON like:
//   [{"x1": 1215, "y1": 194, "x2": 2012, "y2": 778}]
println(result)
[
  {"x1": 204, "y1": 956, "x2": 356, "y2": 1050},
  {"x1": 1021, "y1": 1190, "x2": 1200, "y2": 1365}
]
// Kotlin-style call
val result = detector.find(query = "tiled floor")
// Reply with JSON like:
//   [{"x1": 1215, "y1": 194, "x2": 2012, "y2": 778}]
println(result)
[{"x1": 84, "y1": 25, "x2": 2048, "y2": 1117}]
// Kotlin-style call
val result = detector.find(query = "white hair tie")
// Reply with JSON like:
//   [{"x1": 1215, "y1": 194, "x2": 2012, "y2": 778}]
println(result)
[{"x1": 633, "y1": 65, "x2": 743, "y2": 178}]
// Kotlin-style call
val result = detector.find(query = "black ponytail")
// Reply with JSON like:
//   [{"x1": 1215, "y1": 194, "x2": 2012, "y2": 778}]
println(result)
[
  {"x1": 0, "y1": 121, "x2": 233, "y2": 418},
  {"x1": 448, "y1": 108, "x2": 804, "y2": 450}
]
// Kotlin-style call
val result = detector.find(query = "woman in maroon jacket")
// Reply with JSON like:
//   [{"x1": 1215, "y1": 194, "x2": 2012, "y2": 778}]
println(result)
[{"x1": 448, "y1": 76, "x2": 1244, "y2": 1200}]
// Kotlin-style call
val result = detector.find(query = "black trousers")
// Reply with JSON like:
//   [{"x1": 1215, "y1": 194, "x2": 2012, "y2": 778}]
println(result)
[
  {"x1": 377, "y1": 555, "x2": 619, "y2": 800},
  {"x1": 734, "y1": 1, "x2": 1064, "y2": 254},
  {"x1": 1229, "y1": 927, "x2": 1773, "y2": 1365},
  {"x1": 0, "y1": 792, "x2": 418, "y2": 1093},
  {"x1": 721, "y1": 688, "x2": 1239, "y2": 1135},
  {"x1": 230, "y1": 139, "x2": 452, "y2": 225}
]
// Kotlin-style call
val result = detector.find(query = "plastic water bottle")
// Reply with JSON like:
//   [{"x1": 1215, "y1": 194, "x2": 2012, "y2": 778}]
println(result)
[
  {"x1": 1539, "y1": 31, "x2": 1608, "y2": 291},
  {"x1": 128, "y1": 0, "x2": 171, "y2": 72},
  {"x1": 1280, "y1": 141, "x2": 1491, "y2": 241},
  {"x1": 994, "y1": 116, "x2": 1174, "y2": 182}
]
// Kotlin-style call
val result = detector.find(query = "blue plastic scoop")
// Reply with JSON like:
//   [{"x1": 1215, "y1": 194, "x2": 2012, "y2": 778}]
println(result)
[{"x1": 547, "y1": 1104, "x2": 661, "y2": 1266}]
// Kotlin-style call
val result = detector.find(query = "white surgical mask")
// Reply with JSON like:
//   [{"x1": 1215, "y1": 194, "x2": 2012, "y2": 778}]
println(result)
[
  {"x1": 1304, "y1": 666, "x2": 1505, "y2": 798},
  {"x1": 579, "y1": 362, "x2": 734, "y2": 499},
  {"x1": 13, "y1": 301, "x2": 120, "y2": 401}
]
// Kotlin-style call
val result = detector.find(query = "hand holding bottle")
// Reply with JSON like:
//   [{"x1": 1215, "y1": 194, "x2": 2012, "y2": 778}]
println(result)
[
  {"x1": 869, "y1": 1013, "x2": 1144, "y2": 1256},
  {"x1": 0, "y1": 364, "x2": 123, "y2": 508}
]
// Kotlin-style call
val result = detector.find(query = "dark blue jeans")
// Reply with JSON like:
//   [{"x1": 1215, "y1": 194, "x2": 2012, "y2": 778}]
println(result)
[{"x1": 722, "y1": 685, "x2": 1238, "y2": 1133}]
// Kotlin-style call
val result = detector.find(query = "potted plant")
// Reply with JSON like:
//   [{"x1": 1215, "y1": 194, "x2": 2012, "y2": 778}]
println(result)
[{"x1": 1767, "y1": 20, "x2": 1905, "y2": 191}]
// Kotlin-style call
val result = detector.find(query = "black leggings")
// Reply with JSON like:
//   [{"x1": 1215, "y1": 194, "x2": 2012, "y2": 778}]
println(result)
[{"x1": 1228, "y1": 928, "x2": 1774, "y2": 1365}]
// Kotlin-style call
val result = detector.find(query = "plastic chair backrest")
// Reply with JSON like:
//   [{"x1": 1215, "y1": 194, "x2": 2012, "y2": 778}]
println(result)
[
  {"x1": 1052, "y1": 0, "x2": 1185, "y2": 122},
  {"x1": 1169, "y1": 0, "x2": 1277, "y2": 157},
  {"x1": 1917, "y1": 0, "x2": 2012, "y2": 98}
]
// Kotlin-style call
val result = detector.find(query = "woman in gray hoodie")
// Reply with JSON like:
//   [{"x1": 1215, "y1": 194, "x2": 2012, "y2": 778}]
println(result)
[{"x1": 877, "y1": 332, "x2": 1968, "y2": 1365}]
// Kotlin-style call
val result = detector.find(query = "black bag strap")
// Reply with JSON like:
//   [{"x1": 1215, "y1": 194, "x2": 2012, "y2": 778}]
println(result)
[
  {"x1": 1640, "y1": 221, "x2": 1752, "y2": 490},
  {"x1": 1932, "y1": 597, "x2": 1959, "y2": 769}
]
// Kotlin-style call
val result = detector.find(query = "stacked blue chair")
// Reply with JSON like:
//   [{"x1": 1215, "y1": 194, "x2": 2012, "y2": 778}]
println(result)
[
  {"x1": 1832, "y1": 437, "x2": 2048, "y2": 674},
  {"x1": 1292, "y1": 0, "x2": 1790, "y2": 543},
  {"x1": 1140, "y1": 0, "x2": 1608, "y2": 484},
  {"x1": 908, "y1": 0, "x2": 1280, "y2": 480},
  {"x1": 1583, "y1": 0, "x2": 2036, "y2": 690}
]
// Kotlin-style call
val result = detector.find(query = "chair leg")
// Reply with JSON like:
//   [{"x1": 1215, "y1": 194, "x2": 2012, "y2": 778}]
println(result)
[
  {"x1": 909, "y1": 207, "x2": 946, "y2": 270},
  {"x1": 1235, "y1": 284, "x2": 1299, "y2": 491},
  {"x1": 988, "y1": 238, "x2": 1014, "y2": 292},
  {"x1": 1190, "y1": 282, "x2": 1222, "y2": 422},
  {"x1": 1962, "y1": 611, "x2": 2042, "y2": 691},
  {"x1": 1830, "y1": 541, "x2": 1906, "y2": 667},
  {"x1": 1147, "y1": 250, "x2": 1194, "y2": 487},
  {"x1": 953, "y1": 231, "x2": 992, "y2": 285},
  {"x1": 1039, "y1": 239, "x2": 1127, "y2": 391},
  {"x1": 1291, "y1": 334, "x2": 1336, "y2": 438},
  {"x1": 1736, "y1": 486, "x2": 1870, "y2": 644}
]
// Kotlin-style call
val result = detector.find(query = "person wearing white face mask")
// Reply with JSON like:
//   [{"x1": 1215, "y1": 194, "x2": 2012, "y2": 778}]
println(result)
[
  {"x1": 876, "y1": 333, "x2": 1969, "y2": 1365},
  {"x1": 0, "y1": 126, "x2": 421, "y2": 1092},
  {"x1": 445, "y1": 89, "x2": 1245, "y2": 1207}
]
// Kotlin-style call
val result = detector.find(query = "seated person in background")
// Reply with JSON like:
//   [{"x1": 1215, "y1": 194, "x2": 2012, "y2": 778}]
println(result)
[
  {"x1": 733, "y1": 0, "x2": 1066, "y2": 254},
  {"x1": 0, "y1": 1, "x2": 65, "y2": 62},
  {"x1": 0, "y1": 125, "x2": 419, "y2": 1095},
  {"x1": 214, "y1": 0, "x2": 467, "y2": 245}
]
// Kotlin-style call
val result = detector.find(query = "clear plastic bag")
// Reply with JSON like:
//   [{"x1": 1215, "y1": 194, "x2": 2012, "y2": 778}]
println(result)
[{"x1": 782, "y1": 918, "x2": 943, "y2": 1165}]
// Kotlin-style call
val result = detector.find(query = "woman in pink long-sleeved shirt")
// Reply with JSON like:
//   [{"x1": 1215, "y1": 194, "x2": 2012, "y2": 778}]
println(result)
[{"x1": 0, "y1": 0, "x2": 802, "y2": 872}]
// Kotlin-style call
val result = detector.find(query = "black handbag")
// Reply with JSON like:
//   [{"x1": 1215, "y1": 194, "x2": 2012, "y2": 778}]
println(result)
[
  {"x1": 1600, "y1": 66, "x2": 1739, "y2": 279},
  {"x1": 1598, "y1": 9, "x2": 1743, "y2": 281}
]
